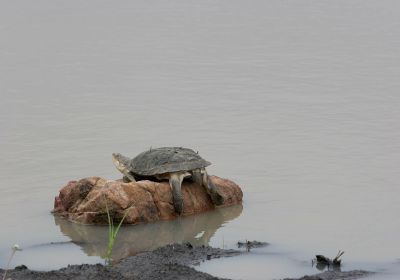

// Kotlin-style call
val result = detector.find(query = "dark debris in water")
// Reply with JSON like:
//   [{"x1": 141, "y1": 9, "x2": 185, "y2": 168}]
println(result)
[
  {"x1": 237, "y1": 240, "x2": 269, "y2": 251},
  {"x1": 313, "y1": 250, "x2": 344, "y2": 271}
]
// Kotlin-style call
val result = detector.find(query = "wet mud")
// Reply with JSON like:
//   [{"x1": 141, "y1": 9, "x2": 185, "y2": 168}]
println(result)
[{"x1": 1, "y1": 244, "x2": 371, "y2": 280}]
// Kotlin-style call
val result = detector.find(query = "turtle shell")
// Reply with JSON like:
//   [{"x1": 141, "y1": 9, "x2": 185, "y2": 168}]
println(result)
[{"x1": 129, "y1": 147, "x2": 211, "y2": 176}]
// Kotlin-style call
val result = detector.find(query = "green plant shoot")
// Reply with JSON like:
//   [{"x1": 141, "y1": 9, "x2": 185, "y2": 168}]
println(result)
[{"x1": 104, "y1": 199, "x2": 130, "y2": 265}]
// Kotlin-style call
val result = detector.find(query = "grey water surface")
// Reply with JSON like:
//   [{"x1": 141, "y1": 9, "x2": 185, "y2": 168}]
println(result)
[{"x1": 1, "y1": 0, "x2": 400, "y2": 279}]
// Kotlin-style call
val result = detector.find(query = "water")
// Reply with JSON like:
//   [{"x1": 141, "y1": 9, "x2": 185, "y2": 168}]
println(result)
[{"x1": 1, "y1": 0, "x2": 399, "y2": 279}]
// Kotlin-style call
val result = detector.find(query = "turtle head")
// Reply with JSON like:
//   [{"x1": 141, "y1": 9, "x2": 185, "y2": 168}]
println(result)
[{"x1": 112, "y1": 153, "x2": 131, "y2": 173}]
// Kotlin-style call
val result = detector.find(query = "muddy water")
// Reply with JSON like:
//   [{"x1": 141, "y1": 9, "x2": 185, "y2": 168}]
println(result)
[{"x1": 1, "y1": 0, "x2": 400, "y2": 279}]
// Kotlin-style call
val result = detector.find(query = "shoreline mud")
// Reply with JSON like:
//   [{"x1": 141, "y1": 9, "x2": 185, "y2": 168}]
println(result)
[{"x1": 1, "y1": 244, "x2": 371, "y2": 280}]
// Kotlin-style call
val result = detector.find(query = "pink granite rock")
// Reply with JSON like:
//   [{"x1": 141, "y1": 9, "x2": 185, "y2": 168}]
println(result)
[{"x1": 53, "y1": 176, "x2": 243, "y2": 225}]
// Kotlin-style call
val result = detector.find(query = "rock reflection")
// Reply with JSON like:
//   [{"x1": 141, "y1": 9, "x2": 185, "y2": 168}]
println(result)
[{"x1": 54, "y1": 204, "x2": 242, "y2": 261}]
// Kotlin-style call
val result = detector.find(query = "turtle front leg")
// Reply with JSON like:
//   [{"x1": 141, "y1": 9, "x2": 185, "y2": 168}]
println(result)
[
  {"x1": 169, "y1": 172, "x2": 186, "y2": 215},
  {"x1": 202, "y1": 169, "x2": 224, "y2": 206},
  {"x1": 122, "y1": 169, "x2": 136, "y2": 182}
]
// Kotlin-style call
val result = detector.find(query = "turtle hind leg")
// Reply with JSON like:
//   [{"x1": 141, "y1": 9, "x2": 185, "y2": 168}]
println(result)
[
  {"x1": 169, "y1": 172, "x2": 186, "y2": 215},
  {"x1": 202, "y1": 169, "x2": 224, "y2": 206}
]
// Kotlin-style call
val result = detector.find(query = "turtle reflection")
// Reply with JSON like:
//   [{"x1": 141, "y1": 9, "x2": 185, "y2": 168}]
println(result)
[{"x1": 54, "y1": 204, "x2": 242, "y2": 261}]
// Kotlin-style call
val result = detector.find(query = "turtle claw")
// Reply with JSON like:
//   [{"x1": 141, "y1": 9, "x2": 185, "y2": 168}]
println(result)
[
  {"x1": 210, "y1": 192, "x2": 224, "y2": 206},
  {"x1": 174, "y1": 201, "x2": 183, "y2": 215}
]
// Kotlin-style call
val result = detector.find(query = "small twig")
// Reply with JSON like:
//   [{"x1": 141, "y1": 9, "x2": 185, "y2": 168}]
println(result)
[
  {"x1": 334, "y1": 250, "x2": 344, "y2": 261},
  {"x1": 333, "y1": 250, "x2": 344, "y2": 265}
]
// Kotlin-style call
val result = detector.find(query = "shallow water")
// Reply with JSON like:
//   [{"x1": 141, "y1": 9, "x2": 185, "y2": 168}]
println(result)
[{"x1": 1, "y1": 0, "x2": 400, "y2": 279}]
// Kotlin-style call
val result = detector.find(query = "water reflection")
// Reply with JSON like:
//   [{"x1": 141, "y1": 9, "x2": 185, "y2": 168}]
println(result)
[
  {"x1": 313, "y1": 261, "x2": 342, "y2": 272},
  {"x1": 54, "y1": 204, "x2": 242, "y2": 261}
]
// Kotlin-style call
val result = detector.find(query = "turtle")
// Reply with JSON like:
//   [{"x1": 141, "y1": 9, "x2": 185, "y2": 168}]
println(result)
[{"x1": 112, "y1": 147, "x2": 224, "y2": 214}]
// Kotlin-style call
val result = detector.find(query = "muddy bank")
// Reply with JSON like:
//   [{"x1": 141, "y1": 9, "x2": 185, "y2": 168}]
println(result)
[
  {"x1": 284, "y1": 270, "x2": 371, "y2": 280},
  {"x1": 1, "y1": 244, "x2": 371, "y2": 280}
]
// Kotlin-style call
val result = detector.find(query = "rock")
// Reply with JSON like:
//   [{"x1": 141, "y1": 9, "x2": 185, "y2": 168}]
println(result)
[
  {"x1": 14, "y1": 265, "x2": 28, "y2": 271},
  {"x1": 53, "y1": 176, "x2": 243, "y2": 225}
]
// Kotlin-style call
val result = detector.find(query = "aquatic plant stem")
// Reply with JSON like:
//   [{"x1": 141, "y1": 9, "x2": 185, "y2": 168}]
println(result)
[
  {"x1": 104, "y1": 198, "x2": 130, "y2": 265},
  {"x1": 2, "y1": 251, "x2": 14, "y2": 280},
  {"x1": 2, "y1": 245, "x2": 22, "y2": 280}
]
